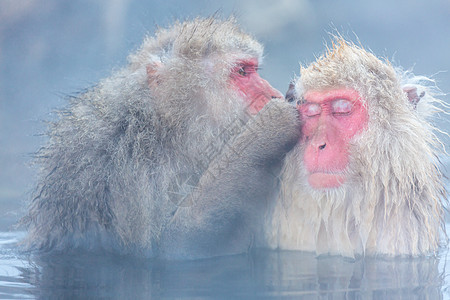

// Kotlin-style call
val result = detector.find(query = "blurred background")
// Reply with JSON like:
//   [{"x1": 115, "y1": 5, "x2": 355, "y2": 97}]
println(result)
[{"x1": 1, "y1": 0, "x2": 449, "y2": 229}]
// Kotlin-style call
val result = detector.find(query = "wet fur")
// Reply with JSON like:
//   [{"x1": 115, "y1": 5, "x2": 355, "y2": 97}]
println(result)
[
  {"x1": 266, "y1": 39, "x2": 447, "y2": 257},
  {"x1": 22, "y1": 17, "x2": 300, "y2": 258}
]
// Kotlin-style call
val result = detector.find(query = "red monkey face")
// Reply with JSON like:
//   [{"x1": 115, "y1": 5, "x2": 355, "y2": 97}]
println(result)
[
  {"x1": 300, "y1": 88, "x2": 368, "y2": 189},
  {"x1": 230, "y1": 58, "x2": 283, "y2": 113}
]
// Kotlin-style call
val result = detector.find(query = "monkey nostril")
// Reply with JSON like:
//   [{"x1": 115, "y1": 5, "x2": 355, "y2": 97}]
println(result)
[
  {"x1": 272, "y1": 96, "x2": 280, "y2": 99},
  {"x1": 319, "y1": 143, "x2": 326, "y2": 150}
]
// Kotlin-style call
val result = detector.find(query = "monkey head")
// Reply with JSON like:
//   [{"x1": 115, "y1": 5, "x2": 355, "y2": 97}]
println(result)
[
  {"x1": 129, "y1": 17, "x2": 282, "y2": 121},
  {"x1": 293, "y1": 39, "x2": 437, "y2": 192}
]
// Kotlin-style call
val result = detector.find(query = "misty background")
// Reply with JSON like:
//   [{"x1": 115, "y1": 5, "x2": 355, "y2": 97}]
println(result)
[{"x1": 1, "y1": 0, "x2": 449, "y2": 229}]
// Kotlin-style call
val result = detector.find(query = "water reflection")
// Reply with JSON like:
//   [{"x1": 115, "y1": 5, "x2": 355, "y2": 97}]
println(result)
[{"x1": 0, "y1": 231, "x2": 447, "y2": 299}]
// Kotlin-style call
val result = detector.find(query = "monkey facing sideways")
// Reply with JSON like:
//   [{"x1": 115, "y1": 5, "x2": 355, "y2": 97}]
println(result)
[
  {"x1": 265, "y1": 39, "x2": 447, "y2": 258},
  {"x1": 22, "y1": 18, "x2": 301, "y2": 259}
]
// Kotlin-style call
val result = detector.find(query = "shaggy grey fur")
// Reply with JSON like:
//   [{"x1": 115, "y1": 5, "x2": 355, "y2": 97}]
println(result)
[{"x1": 22, "y1": 17, "x2": 301, "y2": 259}]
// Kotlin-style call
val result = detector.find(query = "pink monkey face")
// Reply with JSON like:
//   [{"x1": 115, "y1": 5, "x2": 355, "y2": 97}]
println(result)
[
  {"x1": 230, "y1": 58, "x2": 283, "y2": 113},
  {"x1": 299, "y1": 88, "x2": 368, "y2": 189}
]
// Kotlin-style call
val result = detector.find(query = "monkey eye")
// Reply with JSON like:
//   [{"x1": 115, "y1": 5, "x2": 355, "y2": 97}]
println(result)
[
  {"x1": 236, "y1": 64, "x2": 258, "y2": 77},
  {"x1": 238, "y1": 66, "x2": 248, "y2": 76},
  {"x1": 302, "y1": 103, "x2": 322, "y2": 117},
  {"x1": 331, "y1": 99, "x2": 353, "y2": 115}
]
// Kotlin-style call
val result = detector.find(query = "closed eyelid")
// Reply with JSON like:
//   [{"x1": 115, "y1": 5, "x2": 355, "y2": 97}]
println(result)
[
  {"x1": 331, "y1": 99, "x2": 354, "y2": 114},
  {"x1": 302, "y1": 102, "x2": 322, "y2": 116}
]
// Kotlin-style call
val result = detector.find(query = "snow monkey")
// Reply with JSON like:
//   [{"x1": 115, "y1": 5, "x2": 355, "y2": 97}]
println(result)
[
  {"x1": 266, "y1": 39, "x2": 447, "y2": 258},
  {"x1": 22, "y1": 17, "x2": 301, "y2": 259}
]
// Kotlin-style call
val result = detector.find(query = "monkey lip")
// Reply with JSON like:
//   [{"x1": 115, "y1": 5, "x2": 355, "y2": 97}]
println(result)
[{"x1": 307, "y1": 171, "x2": 346, "y2": 189}]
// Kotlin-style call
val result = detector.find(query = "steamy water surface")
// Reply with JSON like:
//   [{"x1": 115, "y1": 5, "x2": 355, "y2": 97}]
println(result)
[
  {"x1": 1, "y1": 1, "x2": 450, "y2": 299},
  {"x1": 1, "y1": 228, "x2": 449, "y2": 299}
]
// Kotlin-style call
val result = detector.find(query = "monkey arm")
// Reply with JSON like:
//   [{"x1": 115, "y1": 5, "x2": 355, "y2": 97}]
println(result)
[{"x1": 159, "y1": 99, "x2": 301, "y2": 259}]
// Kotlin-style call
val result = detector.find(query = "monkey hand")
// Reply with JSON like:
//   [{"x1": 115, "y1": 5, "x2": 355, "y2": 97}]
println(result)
[{"x1": 232, "y1": 99, "x2": 302, "y2": 165}]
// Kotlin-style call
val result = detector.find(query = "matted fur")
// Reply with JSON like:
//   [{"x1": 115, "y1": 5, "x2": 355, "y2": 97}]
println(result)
[
  {"x1": 21, "y1": 17, "x2": 267, "y2": 255},
  {"x1": 265, "y1": 39, "x2": 447, "y2": 257}
]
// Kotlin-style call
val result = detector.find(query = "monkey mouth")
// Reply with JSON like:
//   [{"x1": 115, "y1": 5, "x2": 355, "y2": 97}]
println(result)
[{"x1": 307, "y1": 171, "x2": 346, "y2": 189}]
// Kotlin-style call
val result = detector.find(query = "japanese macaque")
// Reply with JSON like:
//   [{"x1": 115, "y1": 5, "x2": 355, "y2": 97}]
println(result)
[
  {"x1": 22, "y1": 17, "x2": 301, "y2": 259},
  {"x1": 265, "y1": 39, "x2": 447, "y2": 258}
]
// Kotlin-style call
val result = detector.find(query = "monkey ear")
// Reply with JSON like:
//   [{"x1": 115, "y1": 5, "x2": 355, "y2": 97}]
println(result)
[
  {"x1": 285, "y1": 82, "x2": 297, "y2": 104},
  {"x1": 403, "y1": 85, "x2": 425, "y2": 109},
  {"x1": 146, "y1": 62, "x2": 163, "y2": 88}
]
